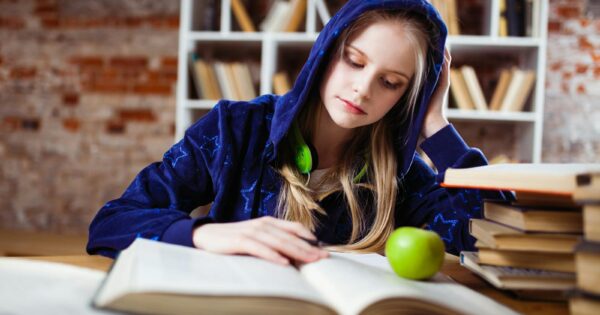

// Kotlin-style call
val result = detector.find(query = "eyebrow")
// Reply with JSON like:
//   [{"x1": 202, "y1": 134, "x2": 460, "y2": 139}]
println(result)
[{"x1": 346, "y1": 45, "x2": 410, "y2": 81}]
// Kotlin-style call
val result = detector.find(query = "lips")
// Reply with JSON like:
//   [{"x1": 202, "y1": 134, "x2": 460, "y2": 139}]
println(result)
[{"x1": 339, "y1": 97, "x2": 367, "y2": 115}]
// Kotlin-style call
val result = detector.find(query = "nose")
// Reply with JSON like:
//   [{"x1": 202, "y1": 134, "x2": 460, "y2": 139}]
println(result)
[{"x1": 352, "y1": 70, "x2": 374, "y2": 101}]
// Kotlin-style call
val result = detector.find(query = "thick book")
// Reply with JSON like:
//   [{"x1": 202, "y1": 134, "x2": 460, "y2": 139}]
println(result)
[
  {"x1": 460, "y1": 66, "x2": 488, "y2": 111},
  {"x1": 469, "y1": 218, "x2": 581, "y2": 253},
  {"x1": 583, "y1": 204, "x2": 600, "y2": 242},
  {"x1": 569, "y1": 290, "x2": 600, "y2": 315},
  {"x1": 283, "y1": 0, "x2": 307, "y2": 32},
  {"x1": 460, "y1": 251, "x2": 575, "y2": 290},
  {"x1": 449, "y1": 68, "x2": 476, "y2": 110},
  {"x1": 476, "y1": 243, "x2": 575, "y2": 273},
  {"x1": 231, "y1": 0, "x2": 256, "y2": 32},
  {"x1": 92, "y1": 239, "x2": 518, "y2": 315},
  {"x1": 575, "y1": 241, "x2": 600, "y2": 296},
  {"x1": 442, "y1": 163, "x2": 600, "y2": 196},
  {"x1": 483, "y1": 201, "x2": 583, "y2": 233},
  {"x1": 499, "y1": 69, "x2": 535, "y2": 112},
  {"x1": 489, "y1": 68, "x2": 512, "y2": 111}
]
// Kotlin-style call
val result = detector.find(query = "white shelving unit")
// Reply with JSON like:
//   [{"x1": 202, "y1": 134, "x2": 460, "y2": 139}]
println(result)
[{"x1": 176, "y1": 0, "x2": 549, "y2": 163}]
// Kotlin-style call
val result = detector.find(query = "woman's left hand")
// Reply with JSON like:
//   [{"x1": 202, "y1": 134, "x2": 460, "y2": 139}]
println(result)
[{"x1": 422, "y1": 47, "x2": 451, "y2": 138}]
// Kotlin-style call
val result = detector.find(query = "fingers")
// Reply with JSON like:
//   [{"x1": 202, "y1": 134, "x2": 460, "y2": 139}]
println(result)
[{"x1": 194, "y1": 217, "x2": 329, "y2": 266}]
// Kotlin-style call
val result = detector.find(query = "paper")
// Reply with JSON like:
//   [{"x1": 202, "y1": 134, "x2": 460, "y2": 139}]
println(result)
[{"x1": 0, "y1": 258, "x2": 117, "y2": 315}]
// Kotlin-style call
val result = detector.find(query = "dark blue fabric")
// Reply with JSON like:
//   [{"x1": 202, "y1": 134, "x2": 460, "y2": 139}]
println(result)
[{"x1": 87, "y1": 0, "x2": 508, "y2": 259}]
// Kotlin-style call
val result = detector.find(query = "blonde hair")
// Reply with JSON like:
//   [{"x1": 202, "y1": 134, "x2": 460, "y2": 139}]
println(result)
[{"x1": 276, "y1": 9, "x2": 436, "y2": 253}]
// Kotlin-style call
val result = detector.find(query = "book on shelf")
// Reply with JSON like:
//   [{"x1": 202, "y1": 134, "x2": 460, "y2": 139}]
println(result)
[
  {"x1": 273, "y1": 71, "x2": 292, "y2": 94},
  {"x1": 260, "y1": 0, "x2": 291, "y2": 32},
  {"x1": 231, "y1": 0, "x2": 256, "y2": 32},
  {"x1": 569, "y1": 290, "x2": 600, "y2": 315},
  {"x1": 92, "y1": 238, "x2": 518, "y2": 315},
  {"x1": 469, "y1": 218, "x2": 581, "y2": 253},
  {"x1": 231, "y1": 62, "x2": 257, "y2": 100},
  {"x1": 506, "y1": 0, "x2": 526, "y2": 37},
  {"x1": 284, "y1": 0, "x2": 307, "y2": 32},
  {"x1": 442, "y1": 163, "x2": 600, "y2": 196},
  {"x1": 260, "y1": 0, "x2": 306, "y2": 32},
  {"x1": 460, "y1": 66, "x2": 488, "y2": 111},
  {"x1": 498, "y1": 0, "x2": 509, "y2": 37},
  {"x1": 483, "y1": 201, "x2": 583, "y2": 234},
  {"x1": 430, "y1": 0, "x2": 460, "y2": 35},
  {"x1": 460, "y1": 251, "x2": 575, "y2": 290},
  {"x1": 499, "y1": 68, "x2": 536, "y2": 112},
  {"x1": 449, "y1": 68, "x2": 475, "y2": 110},
  {"x1": 476, "y1": 242, "x2": 575, "y2": 273},
  {"x1": 213, "y1": 61, "x2": 236, "y2": 99},
  {"x1": 489, "y1": 68, "x2": 512, "y2": 111},
  {"x1": 575, "y1": 241, "x2": 600, "y2": 296},
  {"x1": 583, "y1": 204, "x2": 600, "y2": 242},
  {"x1": 189, "y1": 53, "x2": 222, "y2": 100}
]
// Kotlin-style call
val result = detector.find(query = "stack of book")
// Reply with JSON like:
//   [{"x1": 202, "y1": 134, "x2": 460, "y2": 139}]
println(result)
[
  {"x1": 441, "y1": 163, "x2": 600, "y2": 302},
  {"x1": 498, "y1": 0, "x2": 540, "y2": 37},
  {"x1": 189, "y1": 53, "x2": 259, "y2": 101},
  {"x1": 571, "y1": 187, "x2": 600, "y2": 314},
  {"x1": 232, "y1": 0, "x2": 308, "y2": 33},
  {"x1": 429, "y1": 0, "x2": 460, "y2": 35}
]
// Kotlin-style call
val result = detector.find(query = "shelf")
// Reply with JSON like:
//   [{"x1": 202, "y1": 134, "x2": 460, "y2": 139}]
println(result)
[
  {"x1": 188, "y1": 31, "x2": 264, "y2": 41},
  {"x1": 448, "y1": 35, "x2": 541, "y2": 47},
  {"x1": 446, "y1": 109, "x2": 538, "y2": 122}
]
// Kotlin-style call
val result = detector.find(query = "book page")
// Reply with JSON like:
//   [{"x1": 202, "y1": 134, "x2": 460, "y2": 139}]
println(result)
[
  {"x1": 299, "y1": 252, "x2": 519, "y2": 315},
  {"x1": 0, "y1": 258, "x2": 115, "y2": 315},
  {"x1": 97, "y1": 239, "x2": 328, "y2": 307}
]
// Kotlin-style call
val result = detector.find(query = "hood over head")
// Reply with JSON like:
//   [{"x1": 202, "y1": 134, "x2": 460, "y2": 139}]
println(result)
[{"x1": 268, "y1": 0, "x2": 447, "y2": 176}]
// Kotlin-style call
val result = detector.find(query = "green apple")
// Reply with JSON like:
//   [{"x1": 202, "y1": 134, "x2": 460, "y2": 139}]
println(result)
[{"x1": 385, "y1": 227, "x2": 445, "y2": 280}]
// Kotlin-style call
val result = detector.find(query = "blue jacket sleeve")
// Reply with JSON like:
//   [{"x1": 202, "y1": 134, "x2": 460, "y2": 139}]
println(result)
[
  {"x1": 395, "y1": 124, "x2": 512, "y2": 255},
  {"x1": 87, "y1": 107, "x2": 221, "y2": 258}
]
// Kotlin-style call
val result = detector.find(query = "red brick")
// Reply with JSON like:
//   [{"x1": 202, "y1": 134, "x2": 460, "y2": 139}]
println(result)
[
  {"x1": 62, "y1": 118, "x2": 80, "y2": 132},
  {"x1": 563, "y1": 72, "x2": 573, "y2": 80},
  {"x1": 594, "y1": 66, "x2": 600, "y2": 77},
  {"x1": 3, "y1": 116, "x2": 21, "y2": 131},
  {"x1": 548, "y1": 21, "x2": 561, "y2": 33},
  {"x1": 133, "y1": 83, "x2": 172, "y2": 95},
  {"x1": 10, "y1": 66, "x2": 37, "y2": 79},
  {"x1": 550, "y1": 62, "x2": 562, "y2": 71},
  {"x1": 146, "y1": 70, "x2": 178, "y2": 83},
  {"x1": 575, "y1": 64, "x2": 588, "y2": 74},
  {"x1": 118, "y1": 109, "x2": 156, "y2": 122},
  {"x1": 556, "y1": 6, "x2": 581, "y2": 19},
  {"x1": 161, "y1": 57, "x2": 178, "y2": 69},
  {"x1": 87, "y1": 81, "x2": 129, "y2": 93},
  {"x1": 109, "y1": 56, "x2": 148, "y2": 68},
  {"x1": 33, "y1": 2, "x2": 57, "y2": 14},
  {"x1": 578, "y1": 36, "x2": 594, "y2": 50},
  {"x1": 0, "y1": 56, "x2": 3, "y2": 66},
  {"x1": 0, "y1": 17, "x2": 25, "y2": 29},
  {"x1": 40, "y1": 16, "x2": 60, "y2": 28},
  {"x1": 62, "y1": 93, "x2": 79, "y2": 106},
  {"x1": 70, "y1": 56, "x2": 104, "y2": 68},
  {"x1": 580, "y1": 19, "x2": 591, "y2": 28},
  {"x1": 577, "y1": 84, "x2": 586, "y2": 94},
  {"x1": 106, "y1": 120, "x2": 125, "y2": 134},
  {"x1": 561, "y1": 82, "x2": 569, "y2": 93}
]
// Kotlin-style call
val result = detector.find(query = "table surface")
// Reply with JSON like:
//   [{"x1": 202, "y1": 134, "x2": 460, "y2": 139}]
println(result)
[{"x1": 22, "y1": 253, "x2": 569, "y2": 315}]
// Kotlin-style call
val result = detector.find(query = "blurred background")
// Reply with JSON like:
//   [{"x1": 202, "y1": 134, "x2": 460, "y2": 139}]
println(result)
[{"x1": 0, "y1": 0, "x2": 598, "y2": 251}]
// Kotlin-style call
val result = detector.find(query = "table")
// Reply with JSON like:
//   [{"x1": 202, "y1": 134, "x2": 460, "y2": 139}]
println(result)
[{"x1": 23, "y1": 254, "x2": 569, "y2": 315}]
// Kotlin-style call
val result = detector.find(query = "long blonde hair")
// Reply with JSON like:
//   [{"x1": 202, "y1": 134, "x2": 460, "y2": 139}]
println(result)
[{"x1": 276, "y1": 9, "x2": 436, "y2": 253}]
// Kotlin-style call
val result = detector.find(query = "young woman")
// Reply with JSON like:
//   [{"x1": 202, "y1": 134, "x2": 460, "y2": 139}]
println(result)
[{"x1": 87, "y1": 0, "x2": 508, "y2": 265}]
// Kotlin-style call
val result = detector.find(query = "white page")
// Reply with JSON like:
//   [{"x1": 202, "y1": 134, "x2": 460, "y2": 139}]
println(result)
[
  {"x1": 106, "y1": 239, "x2": 327, "y2": 307},
  {"x1": 300, "y1": 252, "x2": 519, "y2": 315},
  {"x1": 0, "y1": 258, "x2": 118, "y2": 315}
]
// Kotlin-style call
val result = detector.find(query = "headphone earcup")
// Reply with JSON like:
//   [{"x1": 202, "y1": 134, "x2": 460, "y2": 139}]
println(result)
[
  {"x1": 293, "y1": 122, "x2": 317, "y2": 174},
  {"x1": 305, "y1": 141, "x2": 319, "y2": 172}
]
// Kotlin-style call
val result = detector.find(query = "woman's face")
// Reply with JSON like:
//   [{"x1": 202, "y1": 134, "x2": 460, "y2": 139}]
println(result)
[{"x1": 319, "y1": 20, "x2": 416, "y2": 130}]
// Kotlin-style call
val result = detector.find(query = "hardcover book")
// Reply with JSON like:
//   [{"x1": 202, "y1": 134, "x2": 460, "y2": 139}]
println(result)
[{"x1": 92, "y1": 239, "x2": 518, "y2": 315}]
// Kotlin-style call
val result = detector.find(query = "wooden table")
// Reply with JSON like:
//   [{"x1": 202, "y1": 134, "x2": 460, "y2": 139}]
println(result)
[{"x1": 22, "y1": 253, "x2": 568, "y2": 315}]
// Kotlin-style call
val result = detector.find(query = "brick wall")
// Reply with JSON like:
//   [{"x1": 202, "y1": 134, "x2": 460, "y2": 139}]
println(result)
[
  {"x1": 544, "y1": 0, "x2": 600, "y2": 161},
  {"x1": 0, "y1": 0, "x2": 598, "y2": 235},
  {"x1": 0, "y1": 0, "x2": 179, "y2": 234}
]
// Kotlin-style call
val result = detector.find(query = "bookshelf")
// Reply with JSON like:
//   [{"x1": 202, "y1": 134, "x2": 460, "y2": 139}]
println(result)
[{"x1": 176, "y1": 0, "x2": 549, "y2": 163}]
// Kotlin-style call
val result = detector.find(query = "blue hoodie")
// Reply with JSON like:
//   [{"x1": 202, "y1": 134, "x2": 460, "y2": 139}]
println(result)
[{"x1": 87, "y1": 0, "x2": 508, "y2": 258}]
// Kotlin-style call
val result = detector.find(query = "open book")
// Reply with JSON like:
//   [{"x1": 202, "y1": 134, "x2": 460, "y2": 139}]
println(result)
[{"x1": 92, "y1": 239, "x2": 517, "y2": 315}]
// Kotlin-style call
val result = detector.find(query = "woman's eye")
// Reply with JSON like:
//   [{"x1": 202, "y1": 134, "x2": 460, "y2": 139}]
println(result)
[
  {"x1": 382, "y1": 79, "x2": 400, "y2": 90},
  {"x1": 344, "y1": 55, "x2": 363, "y2": 68}
]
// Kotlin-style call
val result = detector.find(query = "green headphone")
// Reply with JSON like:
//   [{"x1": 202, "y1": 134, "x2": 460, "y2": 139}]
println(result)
[{"x1": 292, "y1": 122, "x2": 368, "y2": 183}]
